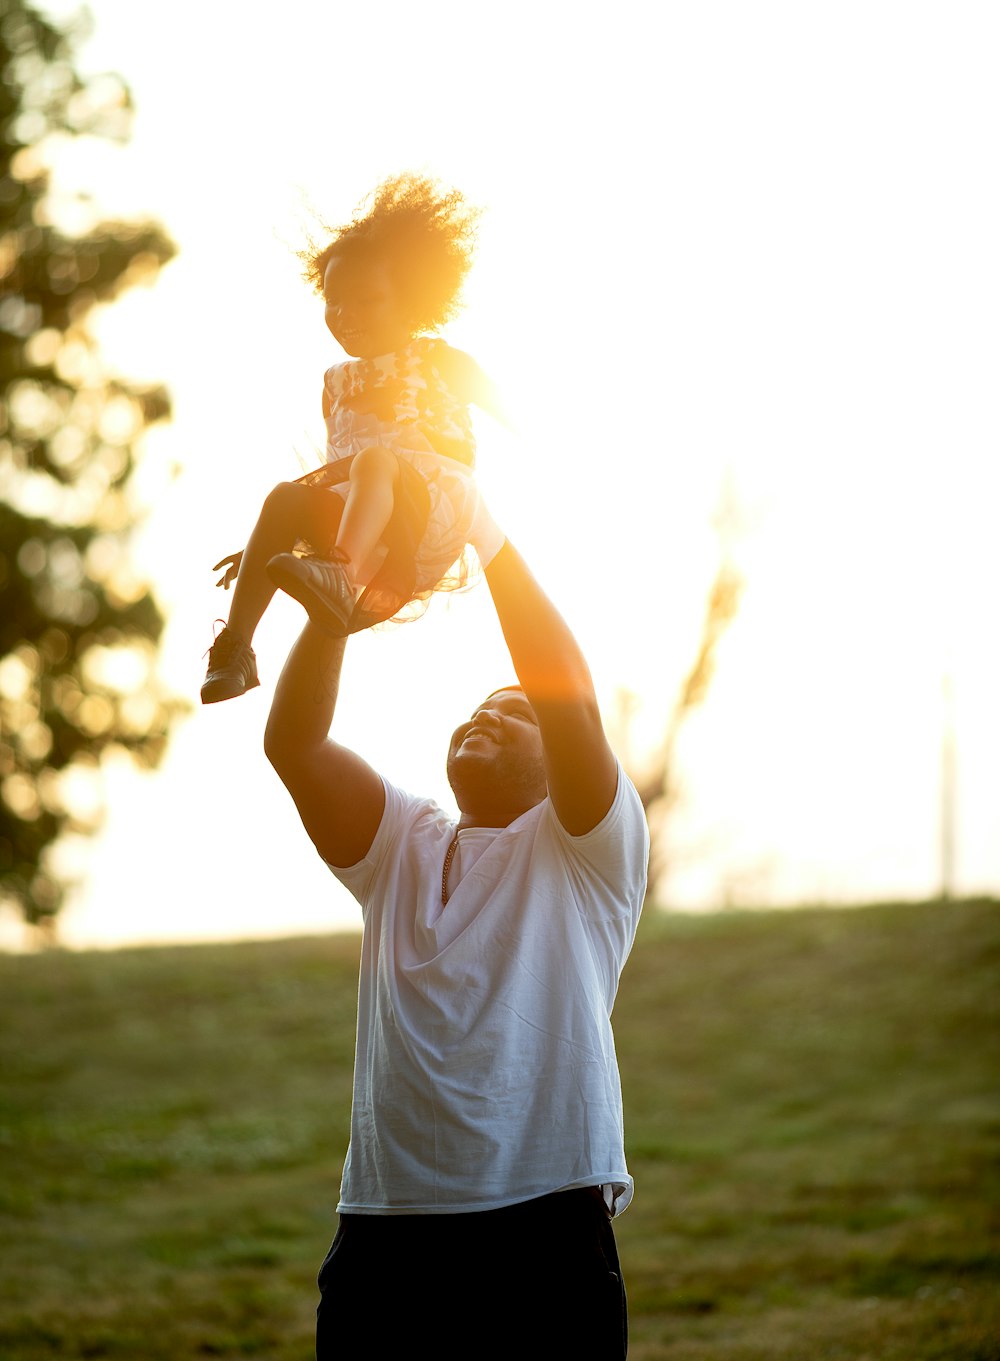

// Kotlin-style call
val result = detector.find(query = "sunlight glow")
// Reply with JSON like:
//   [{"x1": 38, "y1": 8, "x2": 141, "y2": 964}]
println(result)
[{"x1": 10, "y1": 0, "x2": 998, "y2": 952}]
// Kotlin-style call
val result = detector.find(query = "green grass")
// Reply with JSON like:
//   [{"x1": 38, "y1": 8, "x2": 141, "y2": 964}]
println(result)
[{"x1": 1, "y1": 899, "x2": 998, "y2": 1359}]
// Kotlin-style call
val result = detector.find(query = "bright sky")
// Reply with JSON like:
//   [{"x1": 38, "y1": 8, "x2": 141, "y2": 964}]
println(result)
[{"x1": 6, "y1": 0, "x2": 999, "y2": 949}]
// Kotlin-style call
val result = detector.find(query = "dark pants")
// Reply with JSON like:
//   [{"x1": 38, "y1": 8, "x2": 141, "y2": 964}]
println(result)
[{"x1": 316, "y1": 1187, "x2": 628, "y2": 1359}]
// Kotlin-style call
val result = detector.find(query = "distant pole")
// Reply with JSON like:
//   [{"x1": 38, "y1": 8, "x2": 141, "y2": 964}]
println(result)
[{"x1": 940, "y1": 673, "x2": 956, "y2": 902}]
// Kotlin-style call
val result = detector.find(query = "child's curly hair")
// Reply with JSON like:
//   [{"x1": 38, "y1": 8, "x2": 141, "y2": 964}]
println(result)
[{"x1": 303, "y1": 173, "x2": 480, "y2": 335}]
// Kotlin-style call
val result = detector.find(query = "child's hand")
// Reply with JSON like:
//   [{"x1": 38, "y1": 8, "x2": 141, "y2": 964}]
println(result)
[{"x1": 213, "y1": 552, "x2": 243, "y2": 590}]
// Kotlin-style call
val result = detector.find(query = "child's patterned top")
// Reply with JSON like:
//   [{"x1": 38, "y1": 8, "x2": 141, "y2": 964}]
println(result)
[{"x1": 324, "y1": 337, "x2": 476, "y2": 467}]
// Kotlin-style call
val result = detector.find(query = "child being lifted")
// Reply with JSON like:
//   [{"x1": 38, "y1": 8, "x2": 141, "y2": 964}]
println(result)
[{"x1": 201, "y1": 172, "x2": 505, "y2": 704}]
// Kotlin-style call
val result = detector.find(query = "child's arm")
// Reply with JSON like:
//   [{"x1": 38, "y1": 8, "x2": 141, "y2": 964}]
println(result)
[{"x1": 436, "y1": 344, "x2": 515, "y2": 431}]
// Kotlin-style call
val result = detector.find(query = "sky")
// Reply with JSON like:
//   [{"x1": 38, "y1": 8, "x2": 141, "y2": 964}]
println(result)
[{"x1": 4, "y1": 0, "x2": 999, "y2": 949}]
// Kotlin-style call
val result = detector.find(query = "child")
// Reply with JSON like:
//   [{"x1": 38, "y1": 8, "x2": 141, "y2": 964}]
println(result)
[{"x1": 201, "y1": 173, "x2": 505, "y2": 704}]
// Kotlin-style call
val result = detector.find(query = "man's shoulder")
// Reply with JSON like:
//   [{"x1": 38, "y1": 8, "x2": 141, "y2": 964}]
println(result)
[
  {"x1": 324, "y1": 778, "x2": 453, "y2": 900},
  {"x1": 537, "y1": 766, "x2": 649, "y2": 898},
  {"x1": 542, "y1": 763, "x2": 647, "y2": 844},
  {"x1": 377, "y1": 779, "x2": 455, "y2": 849}
]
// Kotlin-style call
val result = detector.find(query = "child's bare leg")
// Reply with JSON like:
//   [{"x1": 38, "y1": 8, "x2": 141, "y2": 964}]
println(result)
[
  {"x1": 226, "y1": 482, "x2": 343, "y2": 642},
  {"x1": 335, "y1": 446, "x2": 399, "y2": 586}
]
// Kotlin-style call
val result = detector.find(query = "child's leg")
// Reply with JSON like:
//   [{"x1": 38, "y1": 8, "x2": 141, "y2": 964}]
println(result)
[
  {"x1": 335, "y1": 446, "x2": 399, "y2": 586},
  {"x1": 226, "y1": 481, "x2": 344, "y2": 643},
  {"x1": 264, "y1": 450, "x2": 399, "y2": 639}
]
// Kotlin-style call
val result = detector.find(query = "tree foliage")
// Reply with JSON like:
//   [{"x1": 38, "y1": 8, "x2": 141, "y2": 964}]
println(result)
[{"x1": 0, "y1": 0, "x2": 179, "y2": 929}]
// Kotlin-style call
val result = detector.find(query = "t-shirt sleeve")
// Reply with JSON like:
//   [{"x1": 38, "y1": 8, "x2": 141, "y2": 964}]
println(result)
[
  {"x1": 545, "y1": 762, "x2": 650, "y2": 923},
  {"x1": 322, "y1": 778, "x2": 427, "y2": 917}
]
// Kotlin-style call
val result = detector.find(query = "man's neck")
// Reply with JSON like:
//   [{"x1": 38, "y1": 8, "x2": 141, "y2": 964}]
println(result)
[{"x1": 456, "y1": 794, "x2": 542, "y2": 831}]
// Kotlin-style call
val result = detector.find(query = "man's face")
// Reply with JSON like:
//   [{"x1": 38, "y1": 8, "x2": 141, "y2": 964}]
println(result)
[{"x1": 446, "y1": 689, "x2": 546, "y2": 816}]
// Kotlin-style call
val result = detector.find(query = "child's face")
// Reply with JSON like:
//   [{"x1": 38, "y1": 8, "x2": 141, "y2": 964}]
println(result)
[{"x1": 322, "y1": 253, "x2": 412, "y2": 358}]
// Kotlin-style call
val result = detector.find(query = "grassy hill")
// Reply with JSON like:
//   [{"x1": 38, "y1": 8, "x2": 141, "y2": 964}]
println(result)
[{"x1": 1, "y1": 898, "x2": 997, "y2": 1359}]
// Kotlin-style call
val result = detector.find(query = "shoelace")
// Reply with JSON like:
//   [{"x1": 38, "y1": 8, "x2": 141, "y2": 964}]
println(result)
[{"x1": 204, "y1": 624, "x2": 244, "y2": 664}]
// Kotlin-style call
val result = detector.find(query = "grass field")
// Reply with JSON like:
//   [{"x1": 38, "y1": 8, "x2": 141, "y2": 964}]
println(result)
[{"x1": 1, "y1": 898, "x2": 998, "y2": 1359}]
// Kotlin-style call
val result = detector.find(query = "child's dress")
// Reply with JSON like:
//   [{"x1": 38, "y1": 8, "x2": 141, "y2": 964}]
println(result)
[{"x1": 296, "y1": 337, "x2": 480, "y2": 633}]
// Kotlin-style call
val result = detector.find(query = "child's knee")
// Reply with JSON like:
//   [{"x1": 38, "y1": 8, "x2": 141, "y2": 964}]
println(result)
[
  {"x1": 263, "y1": 480, "x2": 301, "y2": 513},
  {"x1": 261, "y1": 480, "x2": 328, "y2": 536},
  {"x1": 350, "y1": 445, "x2": 398, "y2": 487}
]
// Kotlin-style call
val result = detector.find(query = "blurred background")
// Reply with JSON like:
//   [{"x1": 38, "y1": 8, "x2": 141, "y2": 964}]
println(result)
[{"x1": 2, "y1": 0, "x2": 998, "y2": 950}]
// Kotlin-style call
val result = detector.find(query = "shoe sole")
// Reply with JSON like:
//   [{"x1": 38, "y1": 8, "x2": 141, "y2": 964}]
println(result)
[
  {"x1": 267, "y1": 555, "x2": 353, "y2": 637},
  {"x1": 201, "y1": 675, "x2": 260, "y2": 705}
]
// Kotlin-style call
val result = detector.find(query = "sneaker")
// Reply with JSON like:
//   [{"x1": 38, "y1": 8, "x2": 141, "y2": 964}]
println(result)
[
  {"x1": 266, "y1": 552, "x2": 356, "y2": 637},
  {"x1": 200, "y1": 626, "x2": 259, "y2": 704}
]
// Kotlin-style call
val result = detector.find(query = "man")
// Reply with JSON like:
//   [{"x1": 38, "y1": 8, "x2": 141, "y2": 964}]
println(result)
[{"x1": 264, "y1": 533, "x2": 648, "y2": 1359}]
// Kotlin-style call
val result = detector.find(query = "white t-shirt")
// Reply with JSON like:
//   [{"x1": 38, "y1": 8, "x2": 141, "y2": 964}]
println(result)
[{"x1": 326, "y1": 762, "x2": 649, "y2": 1216}]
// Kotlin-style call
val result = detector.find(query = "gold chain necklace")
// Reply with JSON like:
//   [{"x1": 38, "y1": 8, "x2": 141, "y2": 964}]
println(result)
[{"x1": 441, "y1": 831, "x2": 460, "y2": 906}]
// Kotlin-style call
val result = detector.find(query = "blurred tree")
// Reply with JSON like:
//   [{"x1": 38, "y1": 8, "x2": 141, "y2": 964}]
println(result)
[
  {"x1": 0, "y1": 0, "x2": 179, "y2": 932},
  {"x1": 613, "y1": 480, "x2": 745, "y2": 902}
]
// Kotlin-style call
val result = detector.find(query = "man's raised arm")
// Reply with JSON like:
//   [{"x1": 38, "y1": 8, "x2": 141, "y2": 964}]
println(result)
[
  {"x1": 263, "y1": 624, "x2": 385, "y2": 867},
  {"x1": 484, "y1": 541, "x2": 618, "y2": 836}
]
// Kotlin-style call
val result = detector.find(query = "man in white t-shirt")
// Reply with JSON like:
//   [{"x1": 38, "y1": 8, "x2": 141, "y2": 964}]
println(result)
[{"x1": 264, "y1": 533, "x2": 649, "y2": 1360}]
